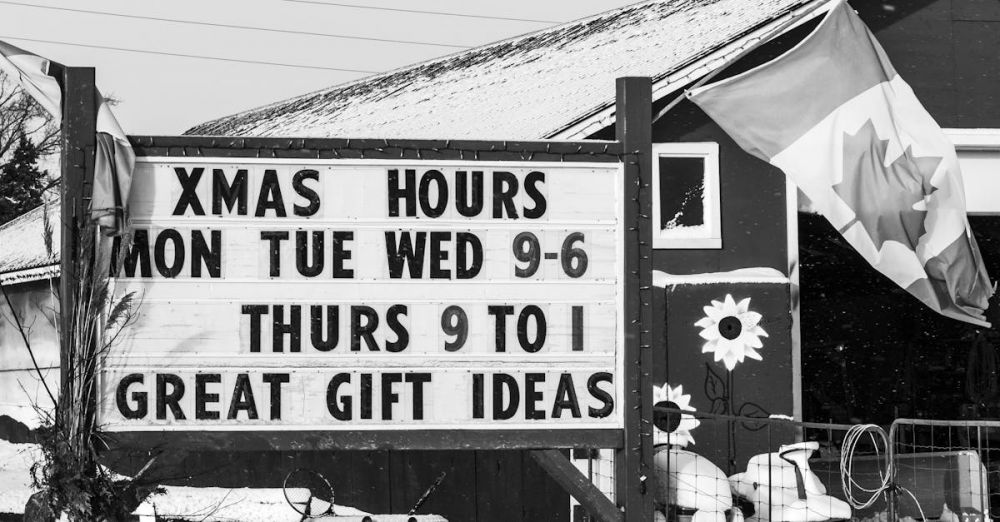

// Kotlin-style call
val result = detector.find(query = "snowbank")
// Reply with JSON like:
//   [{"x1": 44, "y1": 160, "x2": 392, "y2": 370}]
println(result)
[
  {"x1": 1, "y1": 441, "x2": 444, "y2": 521},
  {"x1": 0, "y1": 439, "x2": 41, "y2": 514},
  {"x1": 138, "y1": 485, "x2": 369, "y2": 521}
]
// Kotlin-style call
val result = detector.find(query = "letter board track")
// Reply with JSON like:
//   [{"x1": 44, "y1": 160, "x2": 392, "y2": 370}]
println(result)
[{"x1": 100, "y1": 140, "x2": 627, "y2": 447}]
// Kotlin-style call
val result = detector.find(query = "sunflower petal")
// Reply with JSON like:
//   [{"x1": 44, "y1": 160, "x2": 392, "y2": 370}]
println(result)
[
  {"x1": 704, "y1": 305, "x2": 725, "y2": 321},
  {"x1": 699, "y1": 327, "x2": 721, "y2": 341},
  {"x1": 722, "y1": 352, "x2": 738, "y2": 370},
  {"x1": 717, "y1": 337, "x2": 740, "y2": 357},
  {"x1": 741, "y1": 311, "x2": 762, "y2": 326},
  {"x1": 742, "y1": 332, "x2": 763, "y2": 348},
  {"x1": 722, "y1": 295, "x2": 739, "y2": 315},
  {"x1": 652, "y1": 384, "x2": 668, "y2": 403},
  {"x1": 673, "y1": 391, "x2": 695, "y2": 411},
  {"x1": 694, "y1": 317, "x2": 715, "y2": 329},
  {"x1": 679, "y1": 416, "x2": 700, "y2": 433}
]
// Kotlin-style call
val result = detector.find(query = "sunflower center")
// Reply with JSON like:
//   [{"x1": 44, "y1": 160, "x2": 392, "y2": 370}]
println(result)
[
  {"x1": 653, "y1": 400, "x2": 682, "y2": 434},
  {"x1": 719, "y1": 316, "x2": 743, "y2": 340}
]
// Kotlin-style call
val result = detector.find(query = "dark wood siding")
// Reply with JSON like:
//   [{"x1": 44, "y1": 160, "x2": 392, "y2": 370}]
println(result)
[
  {"x1": 856, "y1": 0, "x2": 1000, "y2": 128},
  {"x1": 105, "y1": 448, "x2": 568, "y2": 521},
  {"x1": 594, "y1": 85, "x2": 795, "y2": 473},
  {"x1": 649, "y1": 102, "x2": 789, "y2": 276}
]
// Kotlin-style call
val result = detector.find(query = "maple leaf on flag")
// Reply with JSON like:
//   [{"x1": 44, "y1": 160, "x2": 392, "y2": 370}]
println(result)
[{"x1": 833, "y1": 119, "x2": 941, "y2": 251}]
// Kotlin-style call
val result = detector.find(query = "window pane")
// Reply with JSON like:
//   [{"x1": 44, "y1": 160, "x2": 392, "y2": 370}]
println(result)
[{"x1": 658, "y1": 156, "x2": 705, "y2": 231}]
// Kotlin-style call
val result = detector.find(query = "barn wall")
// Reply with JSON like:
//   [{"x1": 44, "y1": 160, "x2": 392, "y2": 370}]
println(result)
[
  {"x1": 592, "y1": 73, "x2": 798, "y2": 473},
  {"x1": 858, "y1": 0, "x2": 1000, "y2": 129},
  {"x1": 585, "y1": 21, "x2": 807, "y2": 473},
  {"x1": 648, "y1": 104, "x2": 795, "y2": 472},
  {"x1": 0, "y1": 277, "x2": 59, "y2": 439},
  {"x1": 648, "y1": 103, "x2": 788, "y2": 275}
]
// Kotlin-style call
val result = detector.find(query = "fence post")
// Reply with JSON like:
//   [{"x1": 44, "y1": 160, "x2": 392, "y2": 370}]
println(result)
[
  {"x1": 887, "y1": 420, "x2": 898, "y2": 522},
  {"x1": 615, "y1": 76, "x2": 655, "y2": 522}
]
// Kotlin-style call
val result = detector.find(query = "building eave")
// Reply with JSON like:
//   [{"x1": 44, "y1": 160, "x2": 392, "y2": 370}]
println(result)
[
  {"x1": 0, "y1": 263, "x2": 59, "y2": 286},
  {"x1": 548, "y1": 0, "x2": 834, "y2": 140}
]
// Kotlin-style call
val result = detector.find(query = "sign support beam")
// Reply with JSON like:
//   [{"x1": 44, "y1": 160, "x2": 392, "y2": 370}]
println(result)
[
  {"x1": 530, "y1": 449, "x2": 623, "y2": 522},
  {"x1": 59, "y1": 67, "x2": 97, "y2": 395},
  {"x1": 615, "y1": 76, "x2": 655, "y2": 522}
]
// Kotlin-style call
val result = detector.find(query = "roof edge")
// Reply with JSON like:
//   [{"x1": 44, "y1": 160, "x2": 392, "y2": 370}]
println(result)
[
  {"x1": 547, "y1": 0, "x2": 834, "y2": 140},
  {"x1": 0, "y1": 263, "x2": 59, "y2": 285},
  {"x1": 0, "y1": 201, "x2": 50, "y2": 234}
]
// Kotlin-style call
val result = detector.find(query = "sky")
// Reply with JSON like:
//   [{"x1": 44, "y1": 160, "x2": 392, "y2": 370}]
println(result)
[{"x1": 0, "y1": 0, "x2": 637, "y2": 135}]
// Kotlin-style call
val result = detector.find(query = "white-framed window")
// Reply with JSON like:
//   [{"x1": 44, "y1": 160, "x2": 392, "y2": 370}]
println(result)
[
  {"x1": 944, "y1": 129, "x2": 1000, "y2": 215},
  {"x1": 651, "y1": 142, "x2": 721, "y2": 249}
]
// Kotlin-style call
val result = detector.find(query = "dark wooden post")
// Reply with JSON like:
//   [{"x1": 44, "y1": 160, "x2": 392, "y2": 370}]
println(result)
[
  {"x1": 530, "y1": 450, "x2": 624, "y2": 522},
  {"x1": 616, "y1": 77, "x2": 654, "y2": 522},
  {"x1": 59, "y1": 67, "x2": 97, "y2": 394}
]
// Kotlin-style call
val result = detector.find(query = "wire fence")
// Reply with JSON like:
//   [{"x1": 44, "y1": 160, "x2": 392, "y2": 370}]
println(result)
[
  {"x1": 887, "y1": 419, "x2": 996, "y2": 522},
  {"x1": 651, "y1": 409, "x2": 869, "y2": 522},
  {"x1": 571, "y1": 448, "x2": 617, "y2": 521},
  {"x1": 571, "y1": 410, "x2": 1000, "y2": 522}
]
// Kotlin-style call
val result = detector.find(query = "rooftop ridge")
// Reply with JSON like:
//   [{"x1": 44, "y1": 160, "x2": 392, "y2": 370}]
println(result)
[{"x1": 185, "y1": 0, "x2": 665, "y2": 136}]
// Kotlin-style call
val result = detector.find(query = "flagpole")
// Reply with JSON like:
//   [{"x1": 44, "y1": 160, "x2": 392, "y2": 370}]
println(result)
[{"x1": 651, "y1": 0, "x2": 834, "y2": 124}]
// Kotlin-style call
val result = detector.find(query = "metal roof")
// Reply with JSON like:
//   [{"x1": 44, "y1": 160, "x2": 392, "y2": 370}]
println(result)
[
  {"x1": 185, "y1": 0, "x2": 818, "y2": 140},
  {"x1": 0, "y1": 201, "x2": 58, "y2": 284}
]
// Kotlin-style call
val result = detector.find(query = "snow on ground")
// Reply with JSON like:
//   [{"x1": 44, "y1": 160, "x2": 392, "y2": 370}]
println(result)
[
  {"x1": 0, "y1": 441, "x2": 441, "y2": 521},
  {"x1": 0, "y1": 439, "x2": 41, "y2": 514},
  {"x1": 138, "y1": 485, "x2": 369, "y2": 521}
]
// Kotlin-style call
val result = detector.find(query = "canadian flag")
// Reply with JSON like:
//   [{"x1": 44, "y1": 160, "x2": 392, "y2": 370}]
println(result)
[{"x1": 688, "y1": 0, "x2": 994, "y2": 326}]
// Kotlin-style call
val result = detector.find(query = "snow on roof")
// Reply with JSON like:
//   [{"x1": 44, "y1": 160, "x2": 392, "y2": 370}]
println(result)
[
  {"x1": 653, "y1": 268, "x2": 790, "y2": 286},
  {"x1": 0, "y1": 201, "x2": 59, "y2": 284},
  {"x1": 185, "y1": 0, "x2": 813, "y2": 140}
]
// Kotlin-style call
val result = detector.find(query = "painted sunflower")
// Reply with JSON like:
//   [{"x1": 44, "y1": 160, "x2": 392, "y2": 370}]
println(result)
[
  {"x1": 694, "y1": 294, "x2": 768, "y2": 370},
  {"x1": 652, "y1": 383, "x2": 700, "y2": 447}
]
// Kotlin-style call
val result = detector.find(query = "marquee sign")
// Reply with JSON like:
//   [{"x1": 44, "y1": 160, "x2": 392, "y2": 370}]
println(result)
[{"x1": 98, "y1": 149, "x2": 627, "y2": 442}]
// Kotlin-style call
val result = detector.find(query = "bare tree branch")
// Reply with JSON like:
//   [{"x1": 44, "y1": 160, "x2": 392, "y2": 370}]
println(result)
[{"x1": 0, "y1": 70, "x2": 58, "y2": 165}]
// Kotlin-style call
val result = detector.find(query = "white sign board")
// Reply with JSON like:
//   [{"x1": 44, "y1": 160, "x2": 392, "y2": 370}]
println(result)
[{"x1": 99, "y1": 158, "x2": 624, "y2": 433}]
